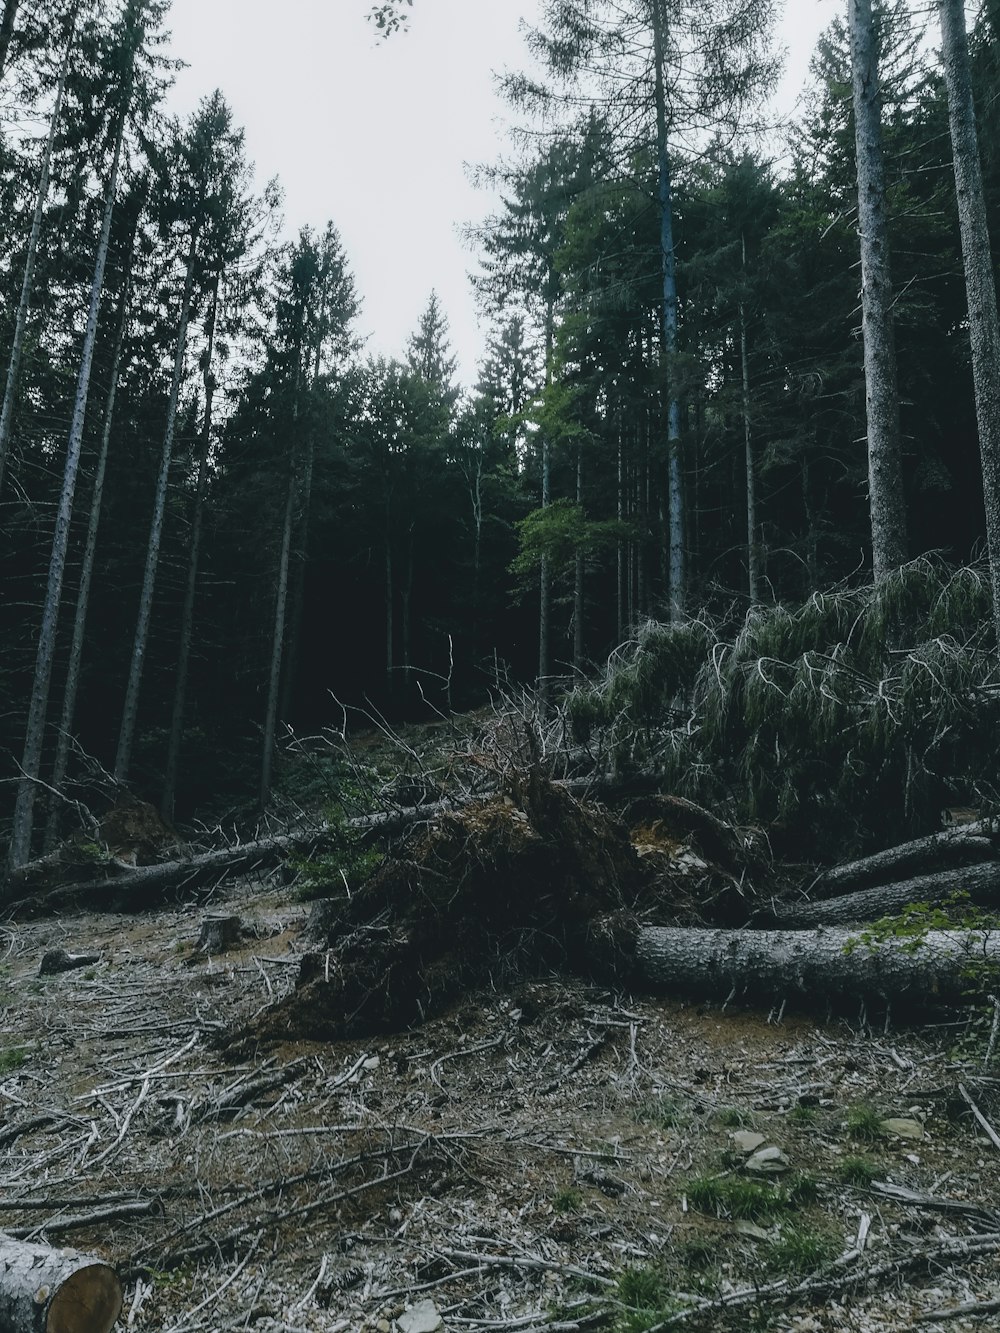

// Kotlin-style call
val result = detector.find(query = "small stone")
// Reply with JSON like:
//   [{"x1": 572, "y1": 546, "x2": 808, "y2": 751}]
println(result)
[
  {"x1": 745, "y1": 1145, "x2": 790, "y2": 1174},
  {"x1": 364, "y1": 1055, "x2": 381, "y2": 1070},
  {"x1": 397, "y1": 1300, "x2": 443, "y2": 1333},
  {"x1": 731, "y1": 1130, "x2": 766, "y2": 1155},
  {"x1": 880, "y1": 1117, "x2": 924, "y2": 1140}
]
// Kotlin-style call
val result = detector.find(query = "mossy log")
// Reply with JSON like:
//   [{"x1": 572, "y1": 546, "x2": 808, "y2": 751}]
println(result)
[
  {"x1": 0, "y1": 1235, "x2": 122, "y2": 1333},
  {"x1": 633, "y1": 924, "x2": 1000, "y2": 1004},
  {"x1": 764, "y1": 860, "x2": 1000, "y2": 929}
]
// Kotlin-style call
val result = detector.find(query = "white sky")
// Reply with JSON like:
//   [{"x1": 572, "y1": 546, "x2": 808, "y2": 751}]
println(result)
[{"x1": 163, "y1": 1, "x2": 838, "y2": 384}]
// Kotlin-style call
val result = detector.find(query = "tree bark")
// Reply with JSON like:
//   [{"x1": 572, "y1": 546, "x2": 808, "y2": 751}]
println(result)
[
  {"x1": 0, "y1": 0, "x2": 20, "y2": 84},
  {"x1": 651, "y1": 0, "x2": 685, "y2": 622},
  {"x1": 633, "y1": 923, "x2": 1000, "y2": 1006},
  {"x1": 260, "y1": 434, "x2": 298, "y2": 810},
  {"x1": 7, "y1": 29, "x2": 134, "y2": 869},
  {"x1": 850, "y1": 0, "x2": 908, "y2": 582},
  {"x1": 114, "y1": 231, "x2": 197, "y2": 784},
  {"x1": 573, "y1": 444, "x2": 584, "y2": 671},
  {"x1": 809, "y1": 823, "x2": 998, "y2": 898},
  {"x1": 764, "y1": 859, "x2": 1000, "y2": 930},
  {"x1": 162, "y1": 275, "x2": 219, "y2": 821},
  {"x1": 938, "y1": 0, "x2": 1000, "y2": 641},
  {"x1": 43, "y1": 266, "x2": 133, "y2": 852},
  {"x1": 0, "y1": 1234, "x2": 122, "y2": 1333},
  {"x1": 740, "y1": 236, "x2": 761, "y2": 604},
  {"x1": 0, "y1": 5, "x2": 78, "y2": 498}
]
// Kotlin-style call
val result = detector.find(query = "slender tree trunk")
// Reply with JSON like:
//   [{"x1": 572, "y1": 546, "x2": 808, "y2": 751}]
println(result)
[
  {"x1": 401, "y1": 524, "x2": 414, "y2": 693},
  {"x1": 939, "y1": 0, "x2": 1000, "y2": 642},
  {"x1": 739, "y1": 235, "x2": 762, "y2": 604},
  {"x1": 385, "y1": 529, "x2": 394, "y2": 694},
  {"x1": 538, "y1": 295, "x2": 554, "y2": 699},
  {"x1": 161, "y1": 278, "x2": 219, "y2": 821},
  {"x1": 114, "y1": 234, "x2": 197, "y2": 784},
  {"x1": 260, "y1": 449, "x2": 296, "y2": 810},
  {"x1": 0, "y1": 5, "x2": 78, "y2": 499},
  {"x1": 0, "y1": 0, "x2": 20, "y2": 84},
  {"x1": 850, "y1": 0, "x2": 908, "y2": 583},
  {"x1": 617, "y1": 425, "x2": 625, "y2": 640},
  {"x1": 651, "y1": 0, "x2": 685, "y2": 621},
  {"x1": 573, "y1": 446, "x2": 584, "y2": 670},
  {"x1": 43, "y1": 270, "x2": 132, "y2": 852},
  {"x1": 7, "y1": 50, "x2": 132, "y2": 870}
]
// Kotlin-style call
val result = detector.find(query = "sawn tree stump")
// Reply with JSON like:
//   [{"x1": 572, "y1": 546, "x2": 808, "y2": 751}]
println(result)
[{"x1": 0, "y1": 1235, "x2": 122, "y2": 1333}]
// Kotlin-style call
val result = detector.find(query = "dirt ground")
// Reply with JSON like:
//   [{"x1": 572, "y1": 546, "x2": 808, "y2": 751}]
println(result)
[{"x1": 3, "y1": 868, "x2": 1000, "y2": 1333}]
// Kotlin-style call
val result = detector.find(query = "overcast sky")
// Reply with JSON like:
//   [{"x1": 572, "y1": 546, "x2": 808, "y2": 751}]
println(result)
[{"x1": 163, "y1": 1, "x2": 838, "y2": 384}]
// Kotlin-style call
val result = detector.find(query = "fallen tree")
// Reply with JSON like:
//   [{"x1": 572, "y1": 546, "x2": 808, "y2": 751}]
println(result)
[
  {"x1": 629, "y1": 923, "x2": 1000, "y2": 1005},
  {"x1": 0, "y1": 1235, "x2": 122, "y2": 1333},
  {"x1": 763, "y1": 860, "x2": 1000, "y2": 929},
  {"x1": 806, "y1": 822, "x2": 999, "y2": 898}
]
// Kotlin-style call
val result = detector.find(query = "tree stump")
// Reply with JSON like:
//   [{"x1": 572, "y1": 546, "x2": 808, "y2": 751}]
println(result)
[
  {"x1": 197, "y1": 915, "x2": 242, "y2": 954},
  {"x1": 0, "y1": 1235, "x2": 122, "y2": 1333},
  {"x1": 38, "y1": 951, "x2": 100, "y2": 977}
]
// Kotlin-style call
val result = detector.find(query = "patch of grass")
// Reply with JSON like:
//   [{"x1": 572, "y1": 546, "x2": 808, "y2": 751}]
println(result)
[
  {"x1": 552, "y1": 1187, "x2": 583, "y2": 1213},
  {"x1": 716, "y1": 1106, "x2": 753, "y2": 1128},
  {"x1": 845, "y1": 1103, "x2": 883, "y2": 1143},
  {"x1": 768, "y1": 1225, "x2": 839, "y2": 1275},
  {"x1": 787, "y1": 1104, "x2": 817, "y2": 1126},
  {"x1": 676, "y1": 1236, "x2": 718, "y2": 1272},
  {"x1": 836, "y1": 1155, "x2": 879, "y2": 1187},
  {"x1": 687, "y1": 1176, "x2": 785, "y2": 1222},
  {"x1": 613, "y1": 1267, "x2": 690, "y2": 1333},
  {"x1": 785, "y1": 1172, "x2": 820, "y2": 1206},
  {"x1": 635, "y1": 1094, "x2": 689, "y2": 1130},
  {"x1": 0, "y1": 1047, "x2": 27, "y2": 1075},
  {"x1": 688, "y1": 1171, "x2": 819, "y2": 1222}
]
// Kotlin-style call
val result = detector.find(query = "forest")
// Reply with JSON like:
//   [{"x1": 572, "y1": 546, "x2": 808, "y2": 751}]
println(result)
[
  {"x1": 6, "y1": 1, "x2": 1000, "y2": 1330},
  {"x1": 0, "y1": 0, "x2": 997, "y2": 858}
]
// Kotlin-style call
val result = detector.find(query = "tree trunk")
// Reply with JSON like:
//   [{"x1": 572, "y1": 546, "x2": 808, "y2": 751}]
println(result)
[
  {"x1": 0, "y1": 6, "x2": 78, "y2": 499},
  {"x1": 43, "y1": 268, "x2": 132, "y2": 852},
  {"x1": 0, "y1": 1235, "x2": 121, "y2": 1333},
  {"x1": 114, "y1": 232, "x2": 198, "y2": 784},
  {"x1": 633, "y1": 923, "x2": 1000, "y2": 1006},
  {"x1": 652, "y1": 0, "x2": 685, "y2": 621},
  {"x1": 538, "y1": 296, "x2": 554, "y2": 701},
  {"x1": 740, "y1": 236, "x2": 761, "y2": 604},
  {"x1": 938, "y1": 0, "x2": 1000, "y2": 641},
  {"x1": 573, "y1": 445, "x2": 584, "y2": 671},
  {"x1": 260, "y1": 435, "x2": 298, "y2": 810},
  {"x1": 385, "y1": 530, "x2": 394, "y2": 693},
  {"x1": 763, "y1": 859, "x2": 1000, "y2": 930},
  {"x1": 7, "y1": 43, "x2": 133, "y2": 870},
  {"x1": 162, "y1": 276, "x2": 219, "y2": 821},
  {"x1": 850, "y1": 0, "x2": 908, "y2": 582},
  {"x1": 809, "y1": 824, "x2": 999, "y2": 897},
  {"x1": 0, "y1": 0, "x2": 20, "y2": 84},
  {"x1": 617, "y1": 425, "x2": 625, "y2": 640}
]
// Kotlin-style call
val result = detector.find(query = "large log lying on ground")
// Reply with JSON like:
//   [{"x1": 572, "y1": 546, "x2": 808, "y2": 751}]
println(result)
[
  {"x1": 632, "y1": 924, "x2": 1000, "y2": 1005},
  {"x1": 808, "y1": 822, "x2": 998, "y2": 898},
  {"x1": 0, "y1": 1235, "x2": 122, "y2": 1333},
  {"x1": 764, "y1": 860, "x2": 1000, "y2": 929}
]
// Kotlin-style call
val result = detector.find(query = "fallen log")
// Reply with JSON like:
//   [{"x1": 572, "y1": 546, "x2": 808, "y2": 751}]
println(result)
[
  {"x1": 808, "y1": 823, "x2": 999, "y2": 898},
  {"x1": 632, "y1": 924, "x2": 1000, "y2": 1004},
  {"x1": 763, "y1": 860, "x2": 1000, "y2": 929},
  {"x1": 3, "y1": 775, "x2": 648, "y2": 916},
  {"x1": 0, "y1": 1234, "x2": 122, "y2": 1333}
]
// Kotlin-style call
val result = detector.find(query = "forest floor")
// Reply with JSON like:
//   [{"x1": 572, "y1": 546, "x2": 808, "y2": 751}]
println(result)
[{"x1": 4, "y1": 863, "x2": 1000, "y2": 1333}]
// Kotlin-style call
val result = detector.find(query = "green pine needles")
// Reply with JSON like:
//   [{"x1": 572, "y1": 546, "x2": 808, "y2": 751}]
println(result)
[{"x1": 567, "y1": 559, "x2": 999, "y2": 848}]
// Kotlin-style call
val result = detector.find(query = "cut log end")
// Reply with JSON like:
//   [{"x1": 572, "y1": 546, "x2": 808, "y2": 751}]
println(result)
[
  {"x1": 0, "y1": 1238, "x2": 122, "y2": 1333},
  {"x1": 46, "y1": 1263, "x2": 122, "y2": 1333}
]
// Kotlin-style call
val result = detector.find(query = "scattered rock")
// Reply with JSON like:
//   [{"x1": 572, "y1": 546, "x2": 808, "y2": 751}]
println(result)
[
  {"x1": 397, "y1": 1299, "x2": 443, "y2": 1333},
  {"x1": 745, "y1": 1145, "x2": 790, "y2": 1174},
  {"x1": 38, "y1": 949, "x2": 100, "y2": 977},
  {"x1": 731, "y1": 1130, "x2": 766, "y2": 1154},
  {"x1": 880, "y1": 1116, "x2": 924, "y2": 1140}
]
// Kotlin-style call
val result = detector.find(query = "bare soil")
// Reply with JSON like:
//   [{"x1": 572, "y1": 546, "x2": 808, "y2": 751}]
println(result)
[{"x1": 3, "y1": 864, "x2": 1000, "y2": 1332}]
